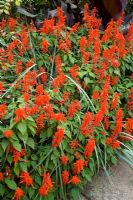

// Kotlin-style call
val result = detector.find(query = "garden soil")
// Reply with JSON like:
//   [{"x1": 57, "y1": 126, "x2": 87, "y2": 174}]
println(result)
[{"x1": 81, "y1": 161, "x2": 133, "y2": 200}]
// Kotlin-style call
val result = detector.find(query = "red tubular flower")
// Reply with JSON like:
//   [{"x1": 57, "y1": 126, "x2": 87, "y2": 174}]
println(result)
[
  {"x1": 79, "y1": 36, "x2": 87, "y2": 53},
  {"x1": 70, "y1": 22, "x2": 80, "y2": 33},
  {"x1": 101, "y1": 19, "x2": 114, "y2": 42},
  {"x1": 15, "y1": 60, "x2": 23, "y2": 75},
  {"x1": 15, "y1": 108, "x2": 27, "y2": 122},
  {"x1": 106, "y1": 137, "x2": 113, "y2": 145},
  {"x1": 127, "y1": 88, "x2": 133, "y2": 112},
  {"x1": 70, "y1": 175, "x2": 80, "y2": 185},
  {"x1": 103, "y1": 117, "x2": 110, "y2": 130},
  {"x1": 39, "y1": 172, "x2": 53, "y2": 197},
  {"x1": 39, "y1": 67, "x2": 48, "y2": 83},
  {"x1": 55, "y1": 55, "x2": 62, "y2": 74},
  {"x1": 68, "y1": 64, "x2": 79, "y2": 82},
  {"x1": 70, "y1": 140, "x2": 79, "y2": 150},
  {"x1": 83, "y1": 138, "x2": 95, "y2": 159},
  {"x1": 0, "y1": 172, "x2": 3, "y2": 182},
  {"x1": 72, "y1": 159, "x2": 84, "y2": 175},
  {"x1": 42, "y1": 39, "x2": 49, "y2": 53},
  {"x1": 52, "y1": 112, "x2": 66, "y2": 122},
  {"x1": 0, "y1": 103, "x2": 7, "y2": 119},
  {"x1": 80, "y1": 112, "x2": 93, "y2": 137},
  {"x1": 3, "y1": 130, "x2": 13, "y2": 138},
  {"x1": 125, "y1": 118, "x2": 133, "y2": 134},
  {"x1": 13, "y1": 187, "x2": 24, "y2": 200},
  {"x1": 111, "y1": 108, "x2": 123, "y2": 139},
  {"x1": 21, "y1": 28, "x2": 29, "y2": 47},
  {"x1": 42, "y1": 172, "x2": 53, "y2": 190},
  {"x1": 110, "y1": 93, "x2": 120, "y2": 110},
  {"x1": 52, "y1": 128, "x2": 64, "y2": 148},
  {"x1": 62, "y1": 170, "x2": 69, "y2": 185},
  {"x1": 68, "y1": 100, "x2": 80, "y2": 118},
  {"x1": 20, "y1": 172, "x2": 33, "y2": 187},
  {"x1": 92, "y1": 90, "x2": 99, "y2": 100},
  {"x1": 8, "y1": 18, "x2": 16, "y2": 31},
  {"x1": 111, "y1": 141, "x2": 120, "y2": 149},
  {"x1": 0, "y1": 81, "x2": 3, "y2": 93},
  {"x1": 56, "y1": 7, "x2": 66, "y2": 30},
  {"x1": 92, "y1": 39, "x2": 101, "y2": 64},
  {"x1": 39, "y1": 185, "x2": 48, "y2": 197},
  {"x1": 35, "y1": 93, "x2": 50, "y2": 106},
  {"x1": 83, "y1": 51, "x2": 90, "y2": 64},
  {"x1": 60, "y1": 155, "x2": 68, "y2": 165},
  {"x1": 52, "y1": 73, "x2": 66, "y2": 90},
  {"x1": 111, "y1": 76, "x2": 119, "y2": 86}
]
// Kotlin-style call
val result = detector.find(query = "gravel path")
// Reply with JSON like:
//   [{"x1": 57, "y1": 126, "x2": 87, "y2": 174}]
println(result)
[{"x1": 81, "y1": 161, "x2": 133, "y2": 200}]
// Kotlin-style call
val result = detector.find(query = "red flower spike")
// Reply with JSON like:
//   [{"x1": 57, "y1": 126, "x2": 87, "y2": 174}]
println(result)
[
  {"x1": 83, "y1": 138, "x2": 95, "y2": 158},
  {"x1": 52, "y1": 128, "x2": 64, "y2": 148},
  {"x1": 62, "y1": 170, "x2": 69, "y2": 185},
  {"x1": 0, "y1": 172, "x2": 3, "y2": 182},
  {"x1": 72, "y1": 159, "x2": 84, "y2": 175},
  {"x1": 3, "y1": 130, "x2": 13, "y2": 138},
  {"x1": 70, "y1": 175, "x2": 80, "y2": 185},
  {"x1": 20, "y1": 172, "x2": 33, "y2": 187},
  {"x1": 13, "y1": 187, "x2": 24, "y2": 200}
]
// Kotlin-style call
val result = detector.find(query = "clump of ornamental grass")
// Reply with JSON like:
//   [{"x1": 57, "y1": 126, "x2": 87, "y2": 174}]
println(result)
[{"x1": 0, "y1": 4, "x2": 133, "y2": 200}]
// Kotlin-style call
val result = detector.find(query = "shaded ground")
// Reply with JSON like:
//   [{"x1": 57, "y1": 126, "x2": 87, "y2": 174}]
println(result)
[{"x1": 81, "y1": 161, "x2": 133, "y2": 200}]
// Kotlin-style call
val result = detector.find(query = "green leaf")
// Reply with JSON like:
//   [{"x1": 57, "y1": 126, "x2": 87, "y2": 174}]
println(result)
[
  {"x1": 17, "y1": 121, "x2": 27, "y2": 135},
  {"x1": 71, "y1": 188, "x2": 80, "y2": 200},
  {"x1": 27, "y1": 138, "x2": 35, "y2": 149},
  {"x1": 5, "y1": 179, "x2": 17, "y2": 190},
  {"x1": 13, "y1": 141, "x2": 22, "y2": 151},
  {"x1": 28, "y1": 187, "x2": 35, "y2": 199},
  {"x1": 0, "y1": 184, "x2": 5, "y2": 196},
  {"x1": 1, "y1": 139, "x2": 9, "y2": 152},
  {"x1": 19, "y1": 162, "x2": 27, "y2": 172},
  {"x1": 14, "y1": 165, "x2": 20, "y2": 176}
]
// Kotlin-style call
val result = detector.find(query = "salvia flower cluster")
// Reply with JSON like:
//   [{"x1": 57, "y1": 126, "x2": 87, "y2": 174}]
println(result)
[{"x1": 0, "y1": 4, "x2": 133, "y2": 200}]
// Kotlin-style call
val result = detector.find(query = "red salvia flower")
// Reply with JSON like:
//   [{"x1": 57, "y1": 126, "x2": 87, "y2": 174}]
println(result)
[
  {"x1": 52, "y1": 73, "x2": 66, "y2": 90},
  {"x1": 103, "y1": 117, "x2": 110, "y2": 130},
  {"x1": 42, "y1": 172, "x2": 53, "y2": 190},
  {"x1": 0, "y1": 81, "x2": 3, "y2": 93},
  {"x1": 39, "y1": 185, "x2": 48, "y2": 197},
  {"x1": 106, "y1": 137, "x2": 113, "y2": 145},
  {"x1": 70, "y1": 175, "x2": 80, "y2": 185},
  {"x1": 80, "y1": 112, "x2": 93, "y2": 137},
  {"x1": 70, "y1": 22, "x2": 80, "y2": 33},
  {"x1": 15, "y1": 108, "x2": 27, "y2": 122},
  {"x1": 60, "y1": 155, "x2": 69, "y2": 165},
  {"x1": 79, "y1": 36, "x2": 87, "y2": 53},
  {"x1": 35, "y1": 93, "x2": 50, "y2": 106},
  {"x1": 72, "y1": 159, "x2": 84, "y2": 175},
  {"x1": 125, "y1": 118, "x2": 133, "y2": 134},
  {"x1": 42, "y1": 39, "x2": 49, "y2": 53},
  {"x1": 111, "y1": 108, "x2": 123, "y2": 139},
  {"x1": 83, "y1": 138, "x2": 95, "y2": 158},
  {"x1": 111, "y1": 76, "x2": 119, "y2": 86},
  {"x1": 52, "y1": 112, "x2": 66, "y2": 122},
  {"x1": 70, "y1": 140, "x2": 79, "y2": 150},
  {"x1": 92, "y1": 90, "x2": 99, "y2": 100},
  {"x1": 15, "y1": 60, "x2": 23, "y2": 75},
  {"x1": 68, "y1": 100, "x2": 80, "y2": 118},
  {"x1": 0, "y1": 103, "x2": 7, "y2": 119},
  {"x1": 111, "y1": 93, "x2": 120, "y2": 110},
  {"x1": 52, "y1": 128, "x2": 64, "y2": 148},
  {"x1": 8, "y1": 18, "x2": 16, "y2": 31},
  {"x1": 62, "y1": 170, "x2": 69, "y2": 185},
  {"x1": 0, "y1": 172, "x2": 3, "y2": 182},
  {"x1": 39, "y1": 67, "x2": 48, "y2": 83},
  {"x1": 3, "y1": 130, "x2": 13, "y2": 138},
  {"x1": 39, "y1": 172, "x2": 53, "y2": 197},
  {"x1": 68, "y1": 64, "x2": 79, "y2": 82},
  {"x1": 20, "y1": 172, "x2": 33, "y2": 187},
  {"x1": 111, "y1": 141, "x2": 120, "y2": 149},
  {"x1": 13, "y1": 187, "x2": 24, "y2": 200},
  {"x1": 21, "y1": 28, "x2": 29, "y2": 47},
  {"x1": 83, "y1": 51, "x2": 90, "y2": 64},
  {"x1": 55, "y1": 55, "x2": 62, "y2": 74}
]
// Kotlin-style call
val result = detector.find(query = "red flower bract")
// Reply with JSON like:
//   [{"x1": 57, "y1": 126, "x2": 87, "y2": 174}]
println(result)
[
  {"x1": 52, "y1": 128, "x2": 64, "y2": 148},
  {"x1": 13, "y1": 187, "x2": 24, "y2": 200},
  {"x1": 20, "y1": 172, "x2": 33, "y2": 187}
]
